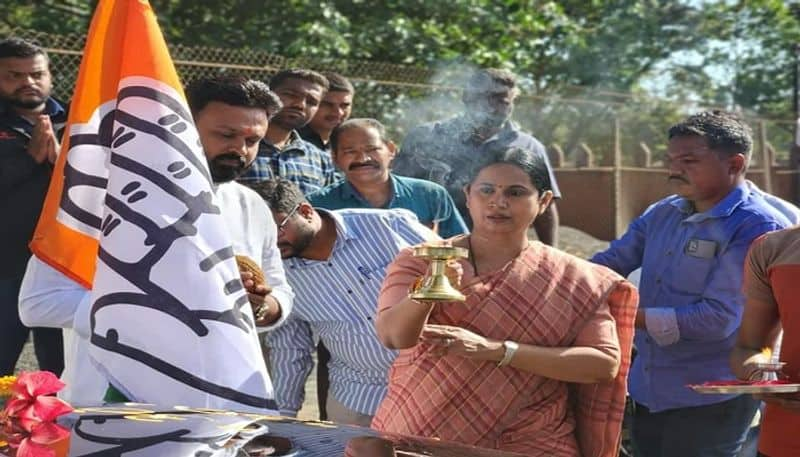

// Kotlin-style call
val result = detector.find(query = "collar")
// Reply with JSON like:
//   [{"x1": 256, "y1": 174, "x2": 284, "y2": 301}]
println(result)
[
  {"x1": 671, "y1": 182, "x2": 750, "y2": 222},
  {"x1": 339, "y1": 174, "x2": 398, "y2": 207},
  {"x1": 318, "y1": 208, "x2": 357, "y2": 248},
  {"x1": 297, "y1": 124, "x2": 328, "y2": 151},
  {"x1": 284, "y1": 130, "x2": 307, "y2": 152},
  {"x1": 263, "y1": 130, "x2": 307, "y2": 155}
]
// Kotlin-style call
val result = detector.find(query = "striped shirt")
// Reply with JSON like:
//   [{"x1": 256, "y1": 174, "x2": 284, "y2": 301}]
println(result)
[
  {"x1": 237, "y1": 130, "x2": 338, "y2": 195},
  {"x1": 268, "y1": 208, "x2": 437, "y2": 416}
]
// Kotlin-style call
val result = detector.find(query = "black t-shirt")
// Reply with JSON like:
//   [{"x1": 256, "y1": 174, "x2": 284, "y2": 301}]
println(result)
[{"x1": 0, "y1": 99, "x2": 68, "y2": 279}]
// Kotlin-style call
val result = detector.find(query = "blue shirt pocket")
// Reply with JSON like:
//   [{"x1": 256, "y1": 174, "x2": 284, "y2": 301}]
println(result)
[{"x1": 673, "y1": 253, "x2": 716, "y2": 294}]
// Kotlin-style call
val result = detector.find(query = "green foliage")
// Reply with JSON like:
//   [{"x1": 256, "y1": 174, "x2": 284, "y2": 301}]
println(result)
[
  {"x1": 4, "y1": 0, "x2": 800, "y2": 162},
  {"x1": 0, "y1": 0, "x2": 739, "y2": 94}
]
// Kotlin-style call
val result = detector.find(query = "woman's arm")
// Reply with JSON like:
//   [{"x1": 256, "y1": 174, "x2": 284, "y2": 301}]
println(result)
[
  {"x1": 422, "y1": 302, "x2": 620, "y2": 384},
  {"x1": 506, "y1": 343, "x2": 619, "y2": 383},
  {"x1": 376, "y1": 296, "x2": 436, "y2": 349},
  {"x1": 375, "y1": 249, "x2": 463, "y2": 349}
]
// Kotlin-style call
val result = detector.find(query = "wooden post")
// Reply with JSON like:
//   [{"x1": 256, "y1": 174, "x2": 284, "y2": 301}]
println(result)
[
  {"x1": 763, "y1": 144, "x2": 774, "y2": 194},
  {"x1": 575, "y1": 143, "x2": 594, "y2": 168},
  {"x1": 635, "y1": 142, "x2": 652, "y2": 168},
  {"x1": 548, "y1": 144, "x2": 565, "y2": 168},
  {"x1": 758, "y1": 122, "x2": 773, "y2": 193},
  {"x1": 766, "y1": 143, "x2": 778, "y2": 167},
  {"x1": 611, "y1": 116, "x2": 624, "y2": 238},
  {"x1": 612, "y1": 116, "x2": 622, "y2": 167}
]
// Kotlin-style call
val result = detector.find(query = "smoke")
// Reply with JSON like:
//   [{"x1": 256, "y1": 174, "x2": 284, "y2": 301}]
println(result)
[
  {"x1": 345, "y1": 62, "x2": 482, "y2": 145},
  {"x1": 391, "y1": 62, "x2": 479, "y2": 137}
]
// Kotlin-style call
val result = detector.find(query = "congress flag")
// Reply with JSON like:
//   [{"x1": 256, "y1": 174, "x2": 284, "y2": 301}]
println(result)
[{"x1": 30, "y1": 0, "x2": 276, "y2": 411}]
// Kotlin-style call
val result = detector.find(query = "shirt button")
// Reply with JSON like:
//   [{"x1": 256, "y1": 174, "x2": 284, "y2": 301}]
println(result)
[
  {"x1": 328, "y1": 262, "x2": 333, "y2": 267},
  {"x1": 666, "y1": 250, "x2": 673, "y2": 256},
  {"x1": 655, "y1": 278, "x2": 662, "y2": 284},
  {"x1": 347, "y1": 289, "x2": 353, "y2": 294}
]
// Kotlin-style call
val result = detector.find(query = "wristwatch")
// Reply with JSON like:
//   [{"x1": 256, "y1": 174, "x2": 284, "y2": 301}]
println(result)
[{"x1": 497, "y1": 340, "x2": 519, "y2": 367}]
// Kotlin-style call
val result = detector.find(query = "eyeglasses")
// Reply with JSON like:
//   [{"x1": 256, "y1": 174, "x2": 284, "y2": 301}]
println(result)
[{"x1": 277, "y1": 204, "x2": 300, "y2": 233}]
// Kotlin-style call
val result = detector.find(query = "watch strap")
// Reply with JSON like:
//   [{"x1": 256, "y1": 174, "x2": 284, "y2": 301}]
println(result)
[{"x1": 498, "y1": 340, "x2": 519, "y2": 367}]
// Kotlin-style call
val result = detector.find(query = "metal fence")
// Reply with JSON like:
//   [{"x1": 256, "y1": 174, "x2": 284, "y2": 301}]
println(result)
[{"x1": 7, "y1": 27, "x2": 798, "y2": 168}]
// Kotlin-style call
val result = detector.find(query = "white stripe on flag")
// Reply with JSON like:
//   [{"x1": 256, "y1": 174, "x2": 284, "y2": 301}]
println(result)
[{"x1": 83, "y1": 77, "x2": 275, "y2": 411}]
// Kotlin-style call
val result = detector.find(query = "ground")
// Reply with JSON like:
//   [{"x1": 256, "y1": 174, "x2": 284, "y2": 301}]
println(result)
[{"x1": 15, "y1": 226, "x2": 610, "y2": 421}]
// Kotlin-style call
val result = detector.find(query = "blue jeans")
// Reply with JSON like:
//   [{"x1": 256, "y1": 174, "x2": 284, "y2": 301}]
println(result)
[
  {"x1": 630, "y1": 395, "x2": 760, "y2": 457},
  {"x1": 0, "y1": 276, "x2": 63, "y2": 375}
]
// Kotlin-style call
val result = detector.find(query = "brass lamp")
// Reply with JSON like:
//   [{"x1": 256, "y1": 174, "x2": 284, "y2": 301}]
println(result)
[{"x1": 409, "y1": 245, "x2": 469, "y2": 302}]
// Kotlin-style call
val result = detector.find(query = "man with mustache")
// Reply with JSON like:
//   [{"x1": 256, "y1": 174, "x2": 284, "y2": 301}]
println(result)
[
  {"x1": 392, "y1": 68, "x2": 561, "y2": 246},
  {"x1": 250, "y1": 178, "x2": 437, "y2": 427},
  {"x1": 591, "y1": 111, "x2": 792, "y2": 457},
  {"x1": 18, "y1": 75, "x2": 295, "y2": 405},
  {"x1": 0, "y1": 37, "x2": 66, "y2": 377},
  {"x1": 308, "y1": 118, "x2": 467, "y2": 238},
  {"x1": 238, "y1": 69, "x2": 337, "y2": 195},
  {"x1": 298, "y1": 72, "x2": 354, "y2": 154},
  {"x1": 305, "y1": 118, "x2": 467, "y2": 421}
]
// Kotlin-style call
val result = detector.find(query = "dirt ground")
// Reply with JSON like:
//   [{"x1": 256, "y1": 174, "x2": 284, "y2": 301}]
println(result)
[{"x1": 16, "y1": 226, "x2": 609, "y2": 421}]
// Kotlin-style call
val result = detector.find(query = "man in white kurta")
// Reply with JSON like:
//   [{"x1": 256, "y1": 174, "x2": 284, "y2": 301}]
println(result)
[{"x1": 18, "y1": 76, "x2": 294, "y2": 405}]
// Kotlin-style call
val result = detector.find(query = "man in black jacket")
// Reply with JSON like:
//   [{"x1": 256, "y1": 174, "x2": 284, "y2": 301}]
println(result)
[{"x1": 0, "y1": 37, "x2": 66, "y2": 375}]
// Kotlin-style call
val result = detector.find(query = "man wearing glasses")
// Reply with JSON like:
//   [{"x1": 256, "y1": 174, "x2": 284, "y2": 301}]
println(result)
[{"x1": 250, "y1": 178, "x2": 438, "y2": 426}]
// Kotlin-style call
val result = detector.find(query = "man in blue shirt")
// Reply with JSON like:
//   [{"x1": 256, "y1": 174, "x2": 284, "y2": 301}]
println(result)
[
  {"x1": 308, "y1": 118, "x2": 468, "y2": 238},
  {"x1": 392, "y1": 68, "x2": 560, "y2": 245},
  {"x1": 0, "y1": 37, "x2": 65, "y2": 376},
  {"x1": 591, "y1": 111, "x2": 791, "y2": 457},
  {"x1": 251, "y1": 179, "x2": 437, "y2": 427},
  {"x1": 238, "y1": 69, "x2": 337, "y2": 195}
]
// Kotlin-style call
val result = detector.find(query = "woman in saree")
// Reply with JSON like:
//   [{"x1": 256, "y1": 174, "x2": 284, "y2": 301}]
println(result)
[{"x1": 372, "y1": 147, "x2": 638, "y2": 456}]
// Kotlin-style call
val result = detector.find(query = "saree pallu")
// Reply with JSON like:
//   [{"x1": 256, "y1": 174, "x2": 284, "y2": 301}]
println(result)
[{"x1": 372, "y1": 241, "x2": 637, "y2": 457}]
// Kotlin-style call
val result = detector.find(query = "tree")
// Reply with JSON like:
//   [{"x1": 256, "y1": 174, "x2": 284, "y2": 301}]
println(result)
[{"x1": 5, "y1": 0, "x2": 800, "y2": 159}]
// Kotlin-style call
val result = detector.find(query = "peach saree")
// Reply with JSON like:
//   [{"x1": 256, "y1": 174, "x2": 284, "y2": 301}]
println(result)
[{"x1": 372, "y1": 241, "x2": 637, "y2": 456}]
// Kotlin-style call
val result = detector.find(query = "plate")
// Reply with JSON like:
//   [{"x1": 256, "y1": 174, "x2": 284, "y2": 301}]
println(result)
[{"x1": 689, "y1": 382, "x2": 800, "y2": 394}]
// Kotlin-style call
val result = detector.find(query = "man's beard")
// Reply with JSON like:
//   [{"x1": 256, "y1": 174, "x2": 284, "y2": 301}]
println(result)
[
  {"x1": 208, "y1": 153, "x2": 249, "y2": 183},
  {"x1": 271, "y1": 110, "x2": 308, "y2": 132},
  {"x1": 277, "y1": 230, "x2": 314, "y2": 259},
  {"x1": 0, "y1": 89, "x2": 47, "y2": 110}
]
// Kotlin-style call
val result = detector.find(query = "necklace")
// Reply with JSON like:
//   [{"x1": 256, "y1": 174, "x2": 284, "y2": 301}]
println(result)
[{"x1": 467, "y1": 235, "x2": 478, "y2": 275}]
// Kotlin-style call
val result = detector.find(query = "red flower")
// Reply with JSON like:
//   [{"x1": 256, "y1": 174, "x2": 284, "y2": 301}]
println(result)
[
  {"x1": 4, "y1": 420, "x2": 70, "y2": 457},
  {"x1": 1, "y1": 371, "x2": 73, "y2": 457},
  {"x1": 3, "y1": 372, "x2": 72, "y2": 424}
]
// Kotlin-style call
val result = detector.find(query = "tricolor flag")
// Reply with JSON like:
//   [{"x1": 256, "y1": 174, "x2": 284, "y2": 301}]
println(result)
[{"x1": 31, "y1": 0, "x2": 275, "y2": 411}]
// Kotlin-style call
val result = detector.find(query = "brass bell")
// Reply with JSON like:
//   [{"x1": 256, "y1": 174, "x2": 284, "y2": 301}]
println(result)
[{"x1": 409, "y1": 245, "x2": 469, "y2": 302}]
